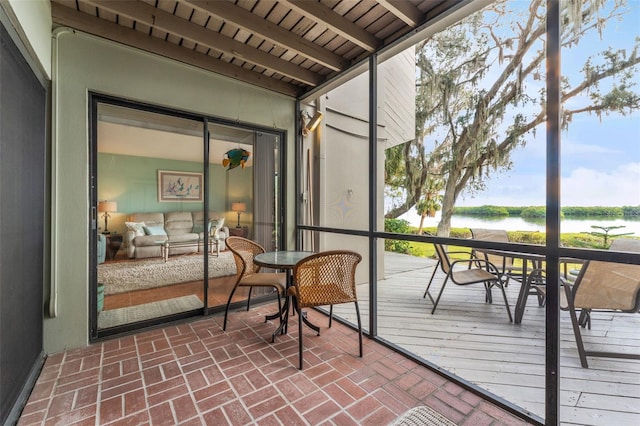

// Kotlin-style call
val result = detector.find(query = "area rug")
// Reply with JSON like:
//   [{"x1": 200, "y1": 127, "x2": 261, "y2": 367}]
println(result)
[
  {"x1": 98, "y1": 252, "x2": 236, "y2": 295},
  {"x1": 98, "y1": 295, "x2": 202, "y2": 328}
]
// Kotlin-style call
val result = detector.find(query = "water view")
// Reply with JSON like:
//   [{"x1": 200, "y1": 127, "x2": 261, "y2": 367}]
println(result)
[{"x1": 401, "y1": 210, "x2": 640, "y2": 235}]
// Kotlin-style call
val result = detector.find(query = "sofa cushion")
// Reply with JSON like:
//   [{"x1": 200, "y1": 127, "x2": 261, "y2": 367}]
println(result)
[
  {"x1": 191, "y1": 222, "x2": 211, "y2": 234},
  {"x1": 168, "y1": 233, "x2": 199, "y2": 243},
  {"x1": 129, "y1": 212, "x2": 165, "y2": 227},
  {"x1": 133, "y1": 235, "x2": 167, "y2": 247},
  {"x1": 165, "y1": 211, "x2": 194, "y2": 236}
]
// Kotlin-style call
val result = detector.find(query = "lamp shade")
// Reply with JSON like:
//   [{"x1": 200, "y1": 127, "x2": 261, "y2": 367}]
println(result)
[
  {"x1": 98, "y1": 201, "x2": 117, "y2": 212},
  {"x1": 231, "y1": 202, "x2": 247, "y2": 212}
]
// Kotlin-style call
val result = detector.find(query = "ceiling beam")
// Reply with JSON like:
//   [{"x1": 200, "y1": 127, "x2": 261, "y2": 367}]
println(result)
[
  {"x1": 377, "y1": 0, "x2": 424, "y2": 27},
  {"x1": 51, "y1": 2, "x2": 301, "y2": 97},
  {"x1": 182, "y1": 0, "x2": 347, "y2": 72},
  {"x1": 81, "y1": 0, "x2": 321, "y2": 86},
  {"x1": 282, "y1": 0, "x2": 381, "y2": 52}
]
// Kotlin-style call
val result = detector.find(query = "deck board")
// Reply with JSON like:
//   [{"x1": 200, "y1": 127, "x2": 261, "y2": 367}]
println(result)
[{"x1": 330, "y1": 252, "x2": 640, "y2": 425}]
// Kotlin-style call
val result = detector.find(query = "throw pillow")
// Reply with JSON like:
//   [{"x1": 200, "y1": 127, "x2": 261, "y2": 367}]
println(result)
[
  {"x1": 192, "y1": 224, "x2": 205, "y2": 233},
  {"x1": 125, "y1": 221, "x2": 146, "y2": 237},
  {"x1": 143, "y1": 225, "x2": 167, "y2": 236}
]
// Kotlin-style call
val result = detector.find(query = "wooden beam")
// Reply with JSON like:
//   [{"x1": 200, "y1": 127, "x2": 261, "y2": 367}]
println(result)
[
  {"x1": 81, "y1": 0, "x2": 321, "y2": 86},
  {"x1": 51, "y1": 2, "x2": 302, "y2": 97},
  {"x1": 377, "y1": 0, "x2": 424, "y2": 27},
  {"x1": 282, "y1": 0, "x2": 381, "y2": 52},
  {"x1": 182, "y1": 0, "x2": 347, "y2": 72}
]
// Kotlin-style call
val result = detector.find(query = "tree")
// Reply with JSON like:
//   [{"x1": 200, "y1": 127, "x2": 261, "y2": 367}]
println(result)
[
  {"x1": 587, "y1": 225, "x2": 634, "y2": 248},
  {"x1": 385, "y1": 0, "x2": 640, "y2": 236},
  {"x1": 415, "y1": 178, "x2": 444, "y2": 234}
]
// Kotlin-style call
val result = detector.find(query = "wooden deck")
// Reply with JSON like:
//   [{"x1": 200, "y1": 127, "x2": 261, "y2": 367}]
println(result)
[{"x1": 332, "y1": 252, "x2": 640, "y2": 426}]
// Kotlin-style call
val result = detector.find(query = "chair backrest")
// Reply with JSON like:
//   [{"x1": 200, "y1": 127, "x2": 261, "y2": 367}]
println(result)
[
  {"x1": 470, "y1": 228, "x2": 513, "y2": 269},
  {"x1": 226, "y1": 236, "x2": 266, "y2": 277},
  {"x1": 433, "y1": 243, "x2": 452, "y2": 274},
  {"x1": 293, "y1": 250, "x2": 362, "y2": 309},
  {"x1": 574, "y1": 238, "x2": 640, "y2": 311}
]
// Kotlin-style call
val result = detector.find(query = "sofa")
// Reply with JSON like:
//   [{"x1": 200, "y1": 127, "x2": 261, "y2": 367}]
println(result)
[{"x1": 125, "y1": 211, "x2": 229, "y2": 259}]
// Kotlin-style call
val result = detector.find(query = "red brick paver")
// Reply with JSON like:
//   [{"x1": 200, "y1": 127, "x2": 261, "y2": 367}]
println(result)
[{"x1": 17, "y1": 304, "x2": 533, "y2": 425}]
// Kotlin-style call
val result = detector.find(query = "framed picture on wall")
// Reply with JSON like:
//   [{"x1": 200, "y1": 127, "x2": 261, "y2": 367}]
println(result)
[{"x1": 157, "y1": 170, "x2": 203, "y2": 202}]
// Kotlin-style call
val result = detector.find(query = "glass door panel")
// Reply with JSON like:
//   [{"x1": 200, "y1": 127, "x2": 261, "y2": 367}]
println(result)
[
  {"x1": 96, "y1": 103, "x2": 205, "y2": 330},
  {"x1": 206, "y1": 125, "x2": 283, "y2": 309}
]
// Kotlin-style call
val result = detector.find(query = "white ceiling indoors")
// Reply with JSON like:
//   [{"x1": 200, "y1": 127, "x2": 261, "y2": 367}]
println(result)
[{"x1": 97, "y1": 103, "x2": 254, "y2": 166}]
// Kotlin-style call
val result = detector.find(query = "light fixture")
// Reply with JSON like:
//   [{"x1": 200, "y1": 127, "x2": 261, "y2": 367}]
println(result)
[
  {"x1": 97, "y1": 201, "x2": 117, "y2": 234},
  {"x1": 231, "y1": 202, "x2": 247, "y2": 228},
  {"x1": 301, "y1": 110, "x2": 323, "y2": 136}
]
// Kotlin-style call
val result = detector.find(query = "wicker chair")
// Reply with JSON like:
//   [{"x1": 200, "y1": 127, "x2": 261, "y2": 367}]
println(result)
[
  {"x1": 562, "y1": 238, "x2": 640, "y2": 367},
  {"x1": 288, "y1": 250, "x2": 363, "y2": 369},
  {"x1": 223, "y1": 236, "x2": 286, "y2": 331},
  {"x1": 429, "y1": 243, "x2": 512, "y2": 322}
]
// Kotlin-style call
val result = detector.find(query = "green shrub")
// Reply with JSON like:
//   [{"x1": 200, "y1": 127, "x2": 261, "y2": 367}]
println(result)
[
  {"x1": 384, "y1": 218, "x2": 411, "y2": 253},
  {"x1": 507, "y1": 231, "x2": 546, "y2": 245}
]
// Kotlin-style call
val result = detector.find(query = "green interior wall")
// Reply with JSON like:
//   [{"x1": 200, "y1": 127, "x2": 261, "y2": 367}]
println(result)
[{"x1": 97, "y1": 153, "x2": 253, "y2": 233}]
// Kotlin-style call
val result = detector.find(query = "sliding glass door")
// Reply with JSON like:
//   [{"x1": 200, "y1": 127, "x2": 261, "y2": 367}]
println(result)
[{"x1": 91, "y1": 96, "x2": 284, "y2": 337}]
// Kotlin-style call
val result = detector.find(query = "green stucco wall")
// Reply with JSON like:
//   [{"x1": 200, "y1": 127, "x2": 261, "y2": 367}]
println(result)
[{"x1": 47, "y1": 28, "x2": 294, "y2": 353}]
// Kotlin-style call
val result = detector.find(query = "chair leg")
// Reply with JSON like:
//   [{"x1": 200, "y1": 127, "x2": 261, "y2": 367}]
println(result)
[
  {"x1": 223, "y1": 286, "x2": 239, "y2": 331},
  {"x1": 498, "y1": 283, "x2": 513, "y2": 322},
  {"x1": 246, "y1": 287, "x2": 253, "y2": 311},
  {"x1": 423, "y1": 260, "x2": 440, "y2": 302},
  {"x1": 565, "y1": 284, "x2": 589, "y2": 367},
  {"x1": 484, "y1": 282, "x2": 493, "y2": 304},
  {"x1": 578, "y1": 309, "x2": 591, "y2": 329},
  {"x1": 355, "y1": 301, "x2": 363, "y2": 357},
  {"x1": 275, "y1": 290, "x2": 283, "y2": 327},
  {"x1": 329, "y1": 305, "x2": 333, "y2": 327},
  {"x1": 298, "y1": 303, "x2": 304, "y2": 370},
  {"x1": 431, "y1": 275, "x2": 450, "y2": 314}
]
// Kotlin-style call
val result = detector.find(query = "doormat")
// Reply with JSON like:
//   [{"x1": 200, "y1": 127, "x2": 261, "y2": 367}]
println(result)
[{"x1": 97, "y1": 295, "x2": 202, "y2": 328}]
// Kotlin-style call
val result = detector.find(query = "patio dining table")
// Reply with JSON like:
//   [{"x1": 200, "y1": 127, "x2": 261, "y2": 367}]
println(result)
[
  {"x1": 254, "y1": 250, "x2": 315, "y2": 341},
  {"x1": 476, "y1": 249, "x2": 581, "y2": 324}
]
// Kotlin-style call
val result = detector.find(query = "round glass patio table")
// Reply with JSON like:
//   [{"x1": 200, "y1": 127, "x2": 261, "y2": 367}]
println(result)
[
  {"x1": 254, "y1": 251, "x2": 315, "y2": 340},
  {"x1": 253, "y1": 251, "x2": 314, "y2": 270}
]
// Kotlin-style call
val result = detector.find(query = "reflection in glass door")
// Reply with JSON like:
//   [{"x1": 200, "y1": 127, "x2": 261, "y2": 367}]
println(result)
[
  {"x1": 95, "y1": 102, "x2": 206, "y2": 331},
  {"x1": 206, "y1": 126, "x2": 283, "y2": 308},
  {"x1": 92, "y1": 98, "x2": 285, "y2": 335}
]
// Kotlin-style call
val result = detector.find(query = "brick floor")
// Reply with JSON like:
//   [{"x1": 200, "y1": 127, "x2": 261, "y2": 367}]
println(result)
[{"x1": 17, "y1": 303, "x2": 532, "y2": 425}]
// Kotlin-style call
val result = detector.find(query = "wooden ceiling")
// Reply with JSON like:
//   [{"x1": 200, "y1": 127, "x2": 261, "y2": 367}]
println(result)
[{"x1": 51, "y1": 0, "x2": 462, "y2": 98}]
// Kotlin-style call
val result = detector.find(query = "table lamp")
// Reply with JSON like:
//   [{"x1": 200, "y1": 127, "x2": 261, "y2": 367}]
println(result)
[
  {"x1": 97, "y1": 200, "x2": 117, "y2": 234},
  {"x1": 231, "y1": 202, "x2": 246, "y2": 228}
]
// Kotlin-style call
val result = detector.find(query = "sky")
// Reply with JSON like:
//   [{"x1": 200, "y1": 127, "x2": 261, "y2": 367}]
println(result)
[{"x1": 442, "y1": 0, "x2": 640, "y2": 209}]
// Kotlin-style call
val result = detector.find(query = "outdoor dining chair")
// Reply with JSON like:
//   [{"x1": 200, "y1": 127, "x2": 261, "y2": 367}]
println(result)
[
  {"x1": 223, "y1": 236, "x2": 286, "y2": 331},
  {"x1": 429, "y1": 243, "x2": 513, "y2": 322},
  {"x1": 289, "y1": 250, "x2": 363, "y2": 370},
  {"x1": 470, "y1": 228, "x2": 529, "y2": 285},
  {"x1": 562, "y1": 238, "x2": 640, "y2": 368}
]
